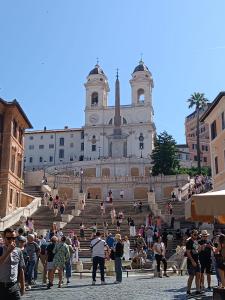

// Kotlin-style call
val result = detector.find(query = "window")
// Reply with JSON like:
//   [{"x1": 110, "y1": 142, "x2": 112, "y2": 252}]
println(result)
[
  {"x1": 29, "y1": 145, "x2": 34, "y2": 150},
  {"x1": 50, "y1": 135, "x2": 54, "y2": 139},
  {"x1": 205, "y1": 146, "x2": 208, "y2": 151},
  {"x1": 59, "y1": 149, "x2": 64, "y2": 159},
  {"x1": 211, "y1": 120, "x2": 217, "y2": 140},
  {"x1": 70, "y1": 134, "x2": 74, "y2": 138},
  {"x1": 9, "y1": 189, "x2": 13, "y2": 204},
  {"x1": 29, "y1": 136, "x2": 33, "y2": 140},
  {"x1": 222, "y1": 112, "x2": 225, "y2": 130},
  {"x1": 81, "y1": 131, "x2": 84, "y2": 139},
  {"x1": 39, "y1": 145, "x2": 44, "y2": 149},
  {"x1": 12, "y1": 119, "x2": 17, "y2": 138},
  {"x1": 39, "y1": 157, "x2": 43, "y2": 163},
  {"x1": 81, "y1": 142, "x2": 84, "y2": 151},
  {"x1": 92, "y1": 145, "x2": 96, "y2": 151},
  {"x1": 202, "y1": 145, "x2": 205, "y2": 151},
  {"x1": 17, "y1": 160, "x2": 22, "y2": 178},
  {"x1": 49, "y1": 156, "x2": 53, "y2": 162},
  {"x1": 137, "y1": 88, "x2": 145, "y2": 102},
  {"x1": 70, "y1": 155, "x2": 74, "y2": 161},
  {"x1": 70, "y1": 142, "x2": 74, "y2": 148},
  {"x1": 29, "y1": 157, "x2": 33, "y2": 163},
  {"x1": 91, "y1": 92, "x2": 98, "y2": 106},
  {"x1": 18, "y1": 128, "x2": 23, "y2": 144},
  {"x1": 194, "y1": 155, "x2": 198, "y2": 161},
  {"x1": 11, "y1": 153, "x2": 16, "y2": 172},
  {"x1": 192, "y1": 144, "x2": 195, "y2": 150},
  {"x1": 16, "y1": 192, "x2": 20, "y2": 207},
  {"x1": 215, "y1": 156, "x2": 219, "y2": 174},
  {"x1": 59, "y1": 137, "x2": 64, "y2": 146},
  {"x1": 49, "y1": 144, "x2": 54, "y2": 149},
  {"x1": 203, "y1": 157, "x2": 207, "y2": 163},
  {"x1": 40, "y1": 135, "x2": 43, "y2": 139}
]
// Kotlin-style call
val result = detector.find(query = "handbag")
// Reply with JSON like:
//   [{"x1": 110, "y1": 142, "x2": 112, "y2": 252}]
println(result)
[{"x1": 110, "y1": 249, "x2": 115, "y2": 260}]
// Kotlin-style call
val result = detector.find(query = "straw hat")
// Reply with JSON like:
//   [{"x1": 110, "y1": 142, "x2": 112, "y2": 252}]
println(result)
[{"x1": 201, "y1": 230, "x2": 210, "y2": 236}]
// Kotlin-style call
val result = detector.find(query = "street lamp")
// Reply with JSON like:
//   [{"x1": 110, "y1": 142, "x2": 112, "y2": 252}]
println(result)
[
  {"x1": 98, "y1": 147, "x2": 101, "y2": 159},
  {"x1": 149, "y1": 167, "x2": 153, "y2": 192},
  {"x1": 140, "y1": 145, "x2": 143, "y2": 158},
  {"x1": 53, "y1": 167, "x2": 58, "y2": 189},
  {"x1": 80, "y1": 168, "x2": 84, "y2": 193}
]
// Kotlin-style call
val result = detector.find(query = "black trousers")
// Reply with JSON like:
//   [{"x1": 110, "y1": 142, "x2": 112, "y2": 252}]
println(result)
[
  {"x1": 0, "y1": 283, "x2": 21, "y2": 300},
  {"x1": 155, "y1": 254, "x2": 167, "y2": 272},
  {"x1": 92, "y1": 256, "x2": 105, "y2": 282}
]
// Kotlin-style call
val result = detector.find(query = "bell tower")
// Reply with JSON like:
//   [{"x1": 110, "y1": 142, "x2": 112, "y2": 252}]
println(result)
[
  {"x1": 84, "y1": 63, "x2": 109, "y2": 109},
  {"x1": 130, "y1": 59, "x2": 154, "y2": 106}
]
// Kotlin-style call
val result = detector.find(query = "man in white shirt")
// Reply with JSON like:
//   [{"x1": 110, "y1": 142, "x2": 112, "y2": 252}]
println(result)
[{"x1": 90, "y1": 232, "x2": 108, "y2": 285}]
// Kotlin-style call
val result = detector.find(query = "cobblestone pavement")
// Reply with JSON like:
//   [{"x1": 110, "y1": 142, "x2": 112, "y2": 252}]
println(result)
[{"x1": 23, "y1": 274, "x2": 216, "y2": 300}]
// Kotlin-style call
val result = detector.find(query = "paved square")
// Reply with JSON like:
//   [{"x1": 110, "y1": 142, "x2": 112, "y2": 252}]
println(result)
[{"x1": 23, "y1": 275, "x2": 216, "y2": 300}]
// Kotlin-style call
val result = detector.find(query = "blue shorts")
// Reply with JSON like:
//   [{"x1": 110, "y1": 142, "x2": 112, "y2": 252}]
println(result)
[{"x1": 187, "y1": 263, "x2": 200, "y2": 275}]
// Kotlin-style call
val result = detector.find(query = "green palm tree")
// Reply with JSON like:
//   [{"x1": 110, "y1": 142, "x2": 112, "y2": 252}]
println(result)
[{"x1": 187, "y1": 93, "x2": 209, "y2": 174}]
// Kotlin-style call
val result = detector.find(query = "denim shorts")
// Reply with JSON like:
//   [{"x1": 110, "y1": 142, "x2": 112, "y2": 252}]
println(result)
[{"x1": 187, "y1": 263, "x2": 200, "y2": 275}]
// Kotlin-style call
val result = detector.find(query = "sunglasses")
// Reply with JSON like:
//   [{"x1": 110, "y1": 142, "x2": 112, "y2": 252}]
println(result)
[{"x1": 5, "y1": 237, "x2": 16, "y2": 240}]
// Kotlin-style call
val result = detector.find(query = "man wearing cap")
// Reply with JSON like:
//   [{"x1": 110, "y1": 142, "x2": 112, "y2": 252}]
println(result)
[
  {"x1": 198, "y1": 230, "x2": 213, "y2": 291},
  {"x1": 0, "y1": 227, "x2": 25, "y2": 299},
  {"x1": 186, "y1": 229, "x2": 201, "y2": 296}
]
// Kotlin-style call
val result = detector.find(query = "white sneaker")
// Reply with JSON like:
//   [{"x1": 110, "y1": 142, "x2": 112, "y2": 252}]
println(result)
[{"x1": 26, "y1": 285, "x2": 32, "y2": 290}]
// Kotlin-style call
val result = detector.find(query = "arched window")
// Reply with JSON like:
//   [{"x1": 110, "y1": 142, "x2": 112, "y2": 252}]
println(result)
[
  {"x1": 137, "y1": 88, "x2": 145, "y2": 102},
  {"x1": 91, "y1": 92, "x2": 98, "y2": 106}
]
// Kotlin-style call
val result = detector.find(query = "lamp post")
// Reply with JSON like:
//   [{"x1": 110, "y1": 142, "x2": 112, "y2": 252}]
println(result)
[
  {"x1": 53, "y1": 167, "x2": 58, "y2": 189},
  {"x1": 140, "y1": 145, "x2": 143, "y2": 158},
  {"x1": 149, "y1": 167, "x2": 153, "y2": 192},
  {"x1": 98, "y1": 147, "x2": 101, "y2": 160},
  {"x1": 80, "y1": 168, "x2": 84, "y2": 193}
]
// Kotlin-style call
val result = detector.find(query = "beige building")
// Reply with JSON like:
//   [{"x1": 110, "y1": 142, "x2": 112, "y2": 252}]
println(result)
[
  {"x1": 0, "y1": 98, "x2": 32, "y2": 218},
  {"x1": 201, "y1": 92, "x2": 225, "y2": 191},
  {"x1": 185, "y1": 105, "x2": 211, "y2": 167}
]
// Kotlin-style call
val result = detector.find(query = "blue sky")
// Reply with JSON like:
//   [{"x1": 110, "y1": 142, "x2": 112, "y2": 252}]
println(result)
[{"x1": 1, "y1": 1, "x2": 225, "y2": 143}]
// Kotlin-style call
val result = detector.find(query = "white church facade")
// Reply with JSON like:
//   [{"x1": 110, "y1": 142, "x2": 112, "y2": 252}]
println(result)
[{"x1": 24, "y1": 60, "x2": 156, "y2": 172}]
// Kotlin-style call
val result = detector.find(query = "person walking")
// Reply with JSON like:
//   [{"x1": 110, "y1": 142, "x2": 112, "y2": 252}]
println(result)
[
  {"x1": 153, "y1": 236, "x2": 169, "y2": 278},
  {"x1": 198, "y1": 230, "x2": 213, "y2": 291},
  {"x1": 186, "y1": 229, "x2": 201, "y2": 296},
  {"x1": 0, "y1": 228, "x2": 25, "y2": 299},
  {"x1": 51, "y1": 236, "x2": 70, "y2": 288},
  {"x1": 114, "y1": 234, "x2": 124, "y2": 284},
  {"x1": 72, "y1": 235, "x2": 80, "y2": 262},
  {"x1": 25, "y1": 234, "x2": 40, "y2": 290},
  {"x1": 65, "y1": 238, "x2": 74, "y2": 284},
  {"x1": 90, "y1": 232, "x2": 108, "y2": 285},
  {"x1": 59, "y1": 202, "x2": 65, "y2": 216}
]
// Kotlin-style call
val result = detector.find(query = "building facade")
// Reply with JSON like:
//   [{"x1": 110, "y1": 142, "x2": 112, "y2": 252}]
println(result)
[
  {"x1": 201, "y1": 92, "x2": 225, "y2": 190},
  {"x1": 185, "y1": 105, "x2": 211, "y2": 167},
  {"x1": 25, "y1": 60, "x2": 156, "y2": 170},
  {"x1": 0, "y1": 98, "x2": 32, "y2": 218}
]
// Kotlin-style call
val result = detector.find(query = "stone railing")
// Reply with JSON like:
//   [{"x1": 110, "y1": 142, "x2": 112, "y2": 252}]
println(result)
[{"x1": 0, "y1": 197, "x2": 42, "y2": 231}]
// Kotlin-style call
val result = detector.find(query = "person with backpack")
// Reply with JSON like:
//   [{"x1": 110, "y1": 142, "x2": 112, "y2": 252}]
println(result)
[{"x1": 46, "y1": 236, "x2": 58, "y2": 289}]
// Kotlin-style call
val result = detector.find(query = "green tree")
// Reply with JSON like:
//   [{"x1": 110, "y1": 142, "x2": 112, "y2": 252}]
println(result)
[
  {"x1": 187, "y1": 93, "x2": 209, "y2": 174},
  {"x1": 151, "y1": 131, "x2": 179, "y2": 175}
]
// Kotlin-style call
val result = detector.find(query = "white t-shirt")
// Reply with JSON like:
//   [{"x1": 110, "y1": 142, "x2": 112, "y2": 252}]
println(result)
[
  {"x1": 153, "y1": 242, "x2": 166, "y2": 256},
  {"x1": 90, "y1": 238, "x2": 106, "y2": 258}
]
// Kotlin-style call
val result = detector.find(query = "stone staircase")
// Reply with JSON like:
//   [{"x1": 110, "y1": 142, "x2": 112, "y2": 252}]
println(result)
[{"x1": 23, "y1": 185, "x2": 44, "y2": 199}]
